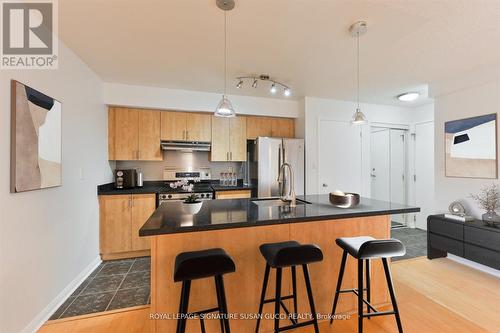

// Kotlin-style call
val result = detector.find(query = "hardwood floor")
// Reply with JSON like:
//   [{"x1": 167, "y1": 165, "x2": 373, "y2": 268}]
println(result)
[{"x1": 38, "y1": 257, "x2": 498, "y2": 333}]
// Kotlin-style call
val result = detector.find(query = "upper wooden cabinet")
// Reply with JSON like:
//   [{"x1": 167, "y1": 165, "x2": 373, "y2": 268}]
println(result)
[
  {"x1": 211, "y1": 116, "x2": 247, "y2": 161},
  {"x1": 108, "y1": 107, "x2": 162, "y2": 161},
  {"x1": 246, "y1": 116, "x2": 295, "y2": 139},
  {"x1": 271, "y1": 118, "x2": 295, "y2": 138},
  {"x1": 161, "y1": 111, "x2": 211, "y2": 142},
  {"x1": 246, "y1": 116, "x2": 272, "y2": 139}
]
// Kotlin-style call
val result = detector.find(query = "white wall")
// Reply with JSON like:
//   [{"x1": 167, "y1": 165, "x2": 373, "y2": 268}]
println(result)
[
  {"x1": 103, "y1": 82, "x2": 300, "y2": 118},
  {"x1": 304, "y1": 96, "x2": 420, "y2": 195},
  {"x1": 0, "y1": 42, "x2": 112, "y2": 333},
  {"x1": 433, "y1": 79, "x2": 500, "y2": 217}
]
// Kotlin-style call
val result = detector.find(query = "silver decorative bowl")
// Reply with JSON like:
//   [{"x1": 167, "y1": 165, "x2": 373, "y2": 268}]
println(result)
[{"x1": 329, "y1": 193, "x2": 360, "y2": 208}]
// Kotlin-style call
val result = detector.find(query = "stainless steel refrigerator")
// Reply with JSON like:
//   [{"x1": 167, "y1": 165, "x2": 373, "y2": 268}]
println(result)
[{"x1": 247, "y1": 137, "x2": 305, "y2": 198}]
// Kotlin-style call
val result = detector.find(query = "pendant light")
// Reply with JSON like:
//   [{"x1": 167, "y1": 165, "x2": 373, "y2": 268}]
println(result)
[
  {"x1": 215, "y1": 0, "x2": 236, "y2": 117},
  {"x1": 350, "y1": 21, "x2": 367, "y2": 125}
]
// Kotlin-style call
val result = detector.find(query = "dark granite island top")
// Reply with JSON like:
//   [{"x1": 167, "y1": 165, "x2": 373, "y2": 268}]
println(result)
[{"x1": 139, "y1": 194, "x2": 419, "y2": 236}]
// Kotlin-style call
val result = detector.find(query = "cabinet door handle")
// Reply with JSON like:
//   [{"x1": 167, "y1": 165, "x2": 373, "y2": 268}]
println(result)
[
  {"x1": 186, "y1": 130, "x2": 189, "y2": 140},
  {"x1": 129, "y1": 198, "x2": 132, "y2": 208},
  {"x1": 230, "y1": 152, "x2": 233, "y2": 161}
]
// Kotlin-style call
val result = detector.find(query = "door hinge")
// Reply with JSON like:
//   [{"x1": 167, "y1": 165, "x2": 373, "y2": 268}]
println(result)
[
  {"x1": 414, "y1": 215, "x2": 416, "y2": 222},
  {"x1": 413, "y1": 174, "x2": 416, "y2": 181}
]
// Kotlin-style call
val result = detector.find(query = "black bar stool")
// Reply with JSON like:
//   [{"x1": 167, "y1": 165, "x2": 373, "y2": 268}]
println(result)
[
  {"x1": 174, "y1": 248, "x2": 236, "y2": 333},
  {"x1": 255, "y1": 241, "x2": 323, "y2": 333},
  {"x1": 330, "y1": 236, "x2": 405, "y2": 333}
]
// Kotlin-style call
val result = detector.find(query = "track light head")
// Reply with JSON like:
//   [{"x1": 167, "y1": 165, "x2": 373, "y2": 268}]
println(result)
[
  {"x1": 236, "y1": 80, "x2": 243, "y2": 89},
  {"x1": 270, "y1": 83, "x2": 277, "y2": 94},
  {"x1": 252, "y1": 79, "x2": 258, "y2": 88},
  {"x1": 283, "y1": 88, "x2": 291, "y2": 97}
]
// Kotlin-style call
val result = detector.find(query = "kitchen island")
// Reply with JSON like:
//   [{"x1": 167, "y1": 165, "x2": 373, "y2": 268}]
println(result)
[{"x1": 140, "y1": 195, "x2": 419, "y2": 333}]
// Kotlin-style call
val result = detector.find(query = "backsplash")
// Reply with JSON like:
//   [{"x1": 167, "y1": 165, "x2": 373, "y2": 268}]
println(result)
[{"x1": 115, "y1": 151, "x2": 243, "y2": 181}]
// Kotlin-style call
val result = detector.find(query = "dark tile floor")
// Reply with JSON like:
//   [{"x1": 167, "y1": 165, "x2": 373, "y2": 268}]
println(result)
[
  {"x1": 391, "y1": 227, "x2": 427, "y2": 261},
  {"x1": 49, "y1": 256, "x2": 151, "y2": 320}
]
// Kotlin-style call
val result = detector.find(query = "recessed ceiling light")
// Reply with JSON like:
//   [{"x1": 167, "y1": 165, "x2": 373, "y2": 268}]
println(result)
[{"x1": 397, "y1": 92, "x2": 420, "y2": 102}]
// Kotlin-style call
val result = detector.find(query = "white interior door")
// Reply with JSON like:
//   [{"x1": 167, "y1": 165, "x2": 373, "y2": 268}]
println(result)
[
  {"x1": 319, "y1": 120, "x2": 362, "y2": 194},
  {"x1": 370, "y1": 129, "x2": 390, "y2": 201},
  {"x1": 415, "y1": 122, "x2": 435, "y2": 230},
  {"x1": 390, "y1": 129, "x2": 407, "y2": 224}
]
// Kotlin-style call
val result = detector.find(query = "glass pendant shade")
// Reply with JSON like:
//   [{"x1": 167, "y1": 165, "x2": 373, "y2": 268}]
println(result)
[
  {"x1": 351, "y1": 108, "x2": 367, "y2": 124},
  {"x1": 215, "y1": 95, "x2": 235, "y2": 117}
]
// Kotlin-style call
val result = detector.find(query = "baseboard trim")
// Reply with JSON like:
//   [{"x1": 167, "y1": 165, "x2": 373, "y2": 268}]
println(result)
[
  {"x1": 448, "y1": 254, "x2": 500, "y2": 278},
  {"x1": 21, "y1": 256, "x2": 102, "y2": 333}
]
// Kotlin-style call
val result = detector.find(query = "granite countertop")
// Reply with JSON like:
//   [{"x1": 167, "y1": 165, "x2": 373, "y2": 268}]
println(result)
[
  {"x1": 97, "y1": 181, "x2": 255, "y2": 196},
  {"x1": 139, "y1": 195, "x2": 420, "y2": 236}
]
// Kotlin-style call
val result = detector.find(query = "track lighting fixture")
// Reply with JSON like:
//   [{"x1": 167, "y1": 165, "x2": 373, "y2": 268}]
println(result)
[{"x1": 235, "y1": 74, "x2": 292, "y2": 97}]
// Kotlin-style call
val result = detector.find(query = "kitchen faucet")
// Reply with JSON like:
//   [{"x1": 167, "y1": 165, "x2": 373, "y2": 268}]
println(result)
[{"x1": 278, "y1": 162, "x2": 296, "y2": 207}]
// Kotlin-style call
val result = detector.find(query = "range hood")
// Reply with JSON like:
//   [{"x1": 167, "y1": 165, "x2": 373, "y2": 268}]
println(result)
[{"x1": 161, "y1": 140, "x2": 211, "y2": 152}]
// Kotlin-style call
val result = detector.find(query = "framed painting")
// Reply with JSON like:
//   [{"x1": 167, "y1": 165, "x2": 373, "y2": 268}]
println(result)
[
  {"x1": 445, "y1": 113, "x2": 497, "y2": 179},
  {"x1": 10, "y1": 80, "x2": 62, "y2": 193}
]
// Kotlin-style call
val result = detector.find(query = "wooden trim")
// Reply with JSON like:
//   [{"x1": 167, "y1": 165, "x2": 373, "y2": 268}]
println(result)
[
  {"x1": 108, "y1": 108, "x2": 116, "y2": 160},
  {"x1": 46, "y1": 305, "x2": 150, "y2": 324},
  {"x1": 100, "y1": 250, "x2": 150, "y2": 261}
]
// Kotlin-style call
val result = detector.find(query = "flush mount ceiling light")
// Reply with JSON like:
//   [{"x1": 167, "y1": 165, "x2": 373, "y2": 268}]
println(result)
[
  {"x1": 235, "y1": 74, "x2": 292, "y2": 97},
  {"x1": 350, "y1": 21, "x2": 368, "y2": 125},
  {"x1": 397, "y1": 92, "x2": 420, "y2": 102},
  {"x1": 214, "y1": 0, "x2": 236, "y2": 118}
]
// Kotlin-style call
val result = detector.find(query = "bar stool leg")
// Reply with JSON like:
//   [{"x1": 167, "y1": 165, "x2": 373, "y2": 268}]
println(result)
[
  {"x1": 291, "y1": 266, "x2": 298, "y2": 317},
  {"x1": 365, "y1": 259, "x2": 371, "y2": 319},
  {"x1": 382, "y1": 258, "x2": 404, "y2": 333},
  {"x1": 357, "y1": 259, "x2": 364, "y2": 333},
  {"x1": 330, "y1": 250, "x2": 348, "y2": 324},
  {"x1": 274, "y1": 268, "x2": 283, "y2": 333},
  {"x1": 214, "y1": 277, "x2": 226, "y2": 333},
  {"x1": 255, "y1": 264, "x2": 270, "y2": 333},
  {"x1": 176, "y1": 280, "x2": 191, "y2": 333},
  {"x1": 215, "y1": 275, "x2": 231, "y2": 333},
  {"x1": 302, "y1": 264, "x2": 320, "y2": 333}
]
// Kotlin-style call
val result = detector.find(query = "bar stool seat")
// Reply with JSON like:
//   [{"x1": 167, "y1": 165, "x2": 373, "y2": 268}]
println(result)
[
  {"x1": 331, "y1": 236, "x2": 406, "y2": 333},
  {"x1": 336, "y1": 236, "x2": 406, "y2": 259},
  {"x1": 259, "y1": 241, "x2": 323, "y2": 267},
  {"x1": 174, "y1": 248, "x2": 236, "y2": 281}
]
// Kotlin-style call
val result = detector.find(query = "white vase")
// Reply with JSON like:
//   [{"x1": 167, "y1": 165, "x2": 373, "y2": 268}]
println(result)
[{"x1": 182, "y1": 201, "x2": 203, "y2": 215}]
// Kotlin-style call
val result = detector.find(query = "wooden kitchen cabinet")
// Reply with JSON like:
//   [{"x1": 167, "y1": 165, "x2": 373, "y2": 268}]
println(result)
[
  {"x1": 211, "y1": 116, "x2": 247, "y2": 161},
  {"x1": 271, "y1": 117, "x2": 295, "y2": 138},
  {"x1": 246, "y1": 116, "x2": 272, "y2": 139},
  {"x1": 161, "y1": 111, "x2": 212, "y2": 142},
  {"x1": 160, "y1": 111, "x2": 187, "y2": 141},
  {"x1": 108, "y1": 107, "x2": 162, "y2": 161},
  {"x1": 215, "y1": 190, "x2": 252, "y2": 200},
  {"x1": 99, "y1": 194, "x2": 155, "y2": 259},
  {"x1": 138, "y1": 110, "x2": 162, "y2": 160},
  {"x1": 186, "y1": 113, "x2": 211, "y2": 141},
  {"x1": 109, "y1": 107, "x2": 139, "y2": 160},
  {"x1": 246, "y1": 116, "x2": 295, "y2": 139}
]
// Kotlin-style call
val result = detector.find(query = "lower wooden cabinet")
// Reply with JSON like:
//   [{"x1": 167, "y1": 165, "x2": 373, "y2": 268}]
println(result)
[
  {"x1": 99, "y1": 194, "x2": 155, "y2": 260},
  {"x1": 215, "y1": 190, "x2": 252, "y2": 200}
]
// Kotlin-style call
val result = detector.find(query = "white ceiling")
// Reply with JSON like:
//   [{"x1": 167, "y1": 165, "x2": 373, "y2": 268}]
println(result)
[{"x1": 59, "y1": 0, "x2": 500, "y2": 107}]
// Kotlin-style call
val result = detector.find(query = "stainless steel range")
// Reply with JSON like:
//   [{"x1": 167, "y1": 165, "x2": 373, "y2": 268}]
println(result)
[{"x1": 158, "y1": 168, "x2": 213, "y2": 205}]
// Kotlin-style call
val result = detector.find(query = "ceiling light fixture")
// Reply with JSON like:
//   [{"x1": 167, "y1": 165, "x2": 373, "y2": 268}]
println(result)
[
  {"x1": 235, "y1": 74, "x2": 292, "y2": 97},
  {"x1": 397, "y1": 92, "x2": 420, "y2": 102},
  {"x1": 270, "y1": 82, "x2": 277, "y2": 94},
  {"x1": 350, "y1": 21, "x2": 368, "y2": 125},
  {"x1": 214, "y1": 0, "x2": 236, "y2": 118}
]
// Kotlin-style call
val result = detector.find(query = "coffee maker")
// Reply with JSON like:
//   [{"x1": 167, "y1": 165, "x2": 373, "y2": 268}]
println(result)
[{"x1": 114, "y1": 169, "x2": 137, "y2": 189}]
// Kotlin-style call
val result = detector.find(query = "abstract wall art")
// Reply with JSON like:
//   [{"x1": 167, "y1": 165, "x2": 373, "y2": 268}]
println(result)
[
  {"x1": 11, "y1": 80, "x2": 62, "y2": 193},
  {"x1": 445, "y1": 113, "x2": 497, "y2": 179}
]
